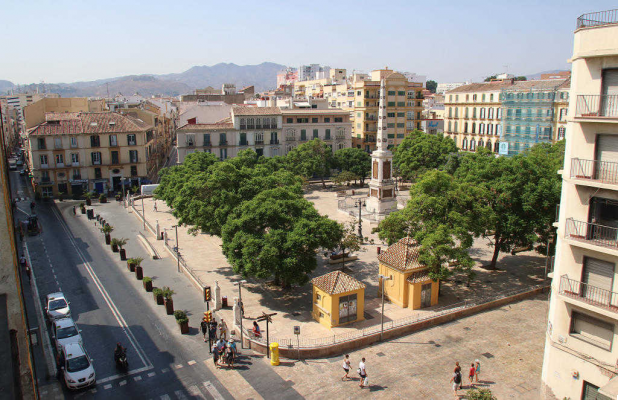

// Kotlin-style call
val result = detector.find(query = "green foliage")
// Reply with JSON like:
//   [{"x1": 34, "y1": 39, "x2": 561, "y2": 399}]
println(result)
[
  {"x1": 101, "y1": 225, "x2": 114, "y2": 234},
  {"x1": 153, "y1": 287, "x2": 163, "y2": 297},
  {"x1": 116, "y1": 238, "x2": 128, "y2": 249},
  {"x1": 514, "y1": 76, "x2": 527, "y2": 81},
  {"x1": 84, "y1": 192, "x2": 92, "y2": 200},
  {"x1": 286, "y1": 139, "x2": 334, "y2": 187},
  {"x1": 99, "y1": 194, "x2": 107, "y2": 201},
  {"x1": 393, "y1": 130, "x2": 458, "y2": 180},
  {"x1": 334, "y1": 147, "x2": 371, "y2": 185},
  {"x1": 484, "y1": 75, "x2": 497, "y2": 82},
  {"x1": 110, "y1": 238, "x2": 120, "y2": 247},
  {"x1": 132, "y1": 257, "x2": 144, "y2": 266},
  {"x1": 142, "y1": 276, "x2": 152, "y2": 284},
  {"x1": 376, "y1": 170, "x2": 476, "y2": 281},
  {"x1": 174, "y1": 310, "x2": 188, "y2": 324},
  {"x1": 162, "y1": 286, "x2": 175, "y2": 300},
  {"x1": 221, "y1": 187, "x2": 343, "y2": 287},
  {"x1": 466, "y1": 388, "x2": 496, "y2": 400},
  {"x1": 332, "y1": 170, "x2": 360, "y2": 186},
  {"x1": 426, "y1": 80, "x2": 437, "y2": 93}
]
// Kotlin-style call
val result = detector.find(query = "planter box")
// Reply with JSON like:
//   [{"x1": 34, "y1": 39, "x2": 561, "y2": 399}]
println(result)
[
  {"x1": 136, "y1": 266, "x2": 143, "y2": 280},
  {"x1": 112, "y1": 244, "x2": 119, "y2": 253},
  {"x1": 128, "y1": 262, "x2": 136, "y2": 272},
  {"x1": 100, "y1": 198, "x2": 107, "y2": 204},
  {"x1": 86, "y1": 199, "x2": 92, "y2": 206},
  {"x1": 105, "y1": 234, "x2": 111, "y2": 245},
  {"x1": 80, "y1": 208, "x2": 86, "y2": 215},
  {"x1": 154, "y1": 292, "x2": 164, "y2": 305},
  {"x1": 120, "y1": 249, "x2": 127, "y2": 261},
  {"x1": 165, "y1": 298, "x2": 174, "y2": 315},
  {"x1": 143, "y1": 279, "x2": 152, "y2": 292},
  {"x1": 179, "y1": 320, "x2": 189, "y2": 334}
]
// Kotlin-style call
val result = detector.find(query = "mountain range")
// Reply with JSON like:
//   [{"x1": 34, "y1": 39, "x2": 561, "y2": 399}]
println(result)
[{"x1": 1, "y1": 62, "x2": 286, "y2": 98}]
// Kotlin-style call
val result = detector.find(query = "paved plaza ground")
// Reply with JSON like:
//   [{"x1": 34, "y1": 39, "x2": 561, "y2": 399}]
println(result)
[{"x1": 128, "y1": 183, "x2": 548, "y2": 344}]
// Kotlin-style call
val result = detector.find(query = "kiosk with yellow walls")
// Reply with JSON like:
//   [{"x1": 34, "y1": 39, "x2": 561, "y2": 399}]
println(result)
[
  {"x1": 311, "y1": 271, "x2": 365, "y2": 329},
  {"x1": 377, "y1": 237, "x2": 439, "y2": 310}
]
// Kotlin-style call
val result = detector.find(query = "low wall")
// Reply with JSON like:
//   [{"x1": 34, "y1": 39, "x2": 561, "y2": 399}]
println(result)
[{"x1": 243, "y1": 285, "x2": 549, "y2": 359}]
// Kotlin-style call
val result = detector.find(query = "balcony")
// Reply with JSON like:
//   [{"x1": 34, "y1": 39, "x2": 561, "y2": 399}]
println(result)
[
  {"x1": 72, "y1": 174, "x2": 81, "y2": 180},
  {"x1": 56, "y1": 162, "x2": 65, "y2": 168},
  {"x1": 575, "y1": 95, "x2": 618, "y2": 119},
  {"x1": 571, "y1": 158, "x2": 618, "y2": 185},
  {"x1": 559, "y1": 274, "x2": 618, "y2": 313},
  {"x1": 577, "y1": 9, "x2": 618, "y2": 28},
  {"x1": 255, "y1": 139, "x2": 264, "y2": 145},
  {"x1": 41, "y1": 176, "x2": 51, "y2": 183},
  {"x1": 40, "y1": 164, "x2": 49, "y2": 169},
  {"x1": 204, "y1": 141, "x2": 212, "y2": 147},
  {"x1": 270, "y1": 139, "x2": 279, "y2": 145},
  {"x1": 240, "y1": 125, "x2": 247, "y2": 130},
  {"x1": 239, "y1": 140, "x2": 248, "y2": 146},
  {"x1": 186, "y1": 140, "x2": 195, "y2": 147},
  {"x1": 219, "y1": 140, "x2": 228, "y2": 146},
  {"x1": 565, "y1": 218, "x2": 618, "y2": 249},
  {"x1": 72, "y1": 161, "x2": 79, "y2": 167}
]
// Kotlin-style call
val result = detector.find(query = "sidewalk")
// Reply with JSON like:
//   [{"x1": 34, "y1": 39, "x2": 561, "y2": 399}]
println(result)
[{"x1": 130, "y1": 186, "x2": 547, "y2": 343}]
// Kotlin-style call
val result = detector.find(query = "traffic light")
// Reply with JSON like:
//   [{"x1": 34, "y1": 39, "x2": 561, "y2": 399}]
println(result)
[
  {"x1": 203, "y1": 311, "x2": 212, "y2": 323},
  {"x1": 204, "y1": 286, "x2": 211, "y2": 302}
]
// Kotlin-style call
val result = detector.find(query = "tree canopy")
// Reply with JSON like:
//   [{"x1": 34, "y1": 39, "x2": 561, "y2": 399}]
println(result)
[
  {"x1": 426, "y1": 80, "x2": 437, "y2": 93},
  {"x1": 334, "y1": 147, "x2": 371, "y2": 185},
  {"x1": 286, "y1": 139, "x2": 334, "y2": 187},
  {"x1": 221, "y1": 187, "x2": 342, "y2": 287},
  {"x1": 393, "y1": 130, "x2": 458, "y2": 181}
]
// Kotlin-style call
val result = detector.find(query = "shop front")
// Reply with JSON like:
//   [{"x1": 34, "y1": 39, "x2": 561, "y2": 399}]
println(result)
[{"x1": 311, "y1": 271, "x2": 365, "y2": 329}]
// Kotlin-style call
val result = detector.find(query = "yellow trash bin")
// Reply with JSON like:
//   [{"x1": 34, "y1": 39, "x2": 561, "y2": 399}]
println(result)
[{"x1": 270, "y1": 342, "x2": 280, "y2": 366}]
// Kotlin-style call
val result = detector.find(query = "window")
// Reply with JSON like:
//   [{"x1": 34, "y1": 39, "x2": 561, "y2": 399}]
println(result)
[
  {"x1": 497, "y1": 108, "x2": 502, "y2": 119},
  {"x1": 69, "y1": 137, "x2": 77, "y2": 148},
  {"x1": 497, "y1": 125, "x2": 502, "y2": 135},
  {"x1": 313, "y1": 129, "x2": 319, "y2": 139},
  {"x1": 255, "y1": 132, "x2": 264, "y2": 144},
  {"x1": 300, "y1": 130, "x2": 307, "y2": 140},
  {"x1": 582, "y1": 382, "x2": 613, "y2": 400},
  {"x1": 387, "y1": 112, "x2": 395, "y2": 118},
  {"x1": 558, "y1": 127, "x2": 566, "y2": 140},
  {"x1": 480, "y1": 124, "x2": 485, "y2": 134},
  {"x1": 387, "y1": 123, "x2": 395, "y2": 128},
  {"x1": 472, "y1": 123, "x2": 476, "y2": 134},
  {"x1": 54, "y1": 138, "x2": 62, "y2": 149},
  {"x1": 325, "y1": 129, "x2": 331, "y2": 140},
  {"x1": 270, "y1": 132, "x2": 278, "y2": 144},
  {"x1": 466, "y1": 94, "x2": 469, "y2": 101},
  {"x1": 239, "y1": 132, "x2": 247, "y2": 146},
  {"x1": 397, "y1": 112, "x2": 404, "y2": 117},
  {"x1": 127, "y1": 134, "x2": 136, "y2": 146},
  {"x1": 297, "y1": 118, "x2": 309, "y2": 124},
  {"x1": 494, "y1": 141, "x2": 499, "y2": 152},
  {"x1": 397, "y1": 123, "x2": 404, "y2": 128},
  {"x1": 40, "y1": 155, "x2": 48, "y2": 166},
  {"x1": 204, "y1": 133, "x2": 211, "y2": 146},
  {"x1": 72, "y1": 168, "x2": 81, "y2": 179},
  {"x1": 387, "y1": 90, "x2": 396, "y2": 96},
  {"x1": 129, "y1": 150, "x2": 138, "y2": 163},
  {"x1": 448, "y1": 121, "x2": 452, "y2": 132},
  {"x1": 130, "y1": 166, "x2": 138, "y2": 177},
  {"x1": 256, "y1": 118, "x2": 262, "y2": 129},
  {"x1": 90, "y1": 136, "x2": 100, "y2": 147},
  {"x1": 473, "y1": 94, "x2": 477, "y2": 101},
  {"x1": 220, "y1": 148, "x2": 228, "y2": 160},
  {"x1": 571, "y1": 311, "x2": 614, "y2": 350},
  {"x1": 448, "y1": 108, "x2": 452, "y2": 118},
  {"x1": 37, "y1": 138, "x2": 46, "y2": 150},
  {"x1": 246, "y1": 118, "x2": 255, "y2": 129},
  {"x1": 55, "y1": 154, "x2": 64, "y2": 166},
  {"x1": 488, "y1": 124, "x2": 493, "y2": 135},
  {"x1": 312, "y1": 118, "x2": 318, "y2": 123},
  {"x1": 219, "y1": 132, "x2": 227, "y2": 145},
  {"x1": 397, "y1": 102, "x2": 405, "y2": 107},
  {"x1": 91, "y1": 152, "x2": 101, "y2": 165},
  {"x1": 286, "y1": 117, "x2": 293, "y2": 123},
  {"x1": 465, "y1": 108, "x2": 469, "y2": 118},
  {"x1": 462, "y1": 138, "x2": 468, "y2": 150},
  {"x1": 324, "y1": 117, "x2": 330, "y2": 123},
  {"x1": 111, "y1": 151, "x2": 119, "y2": 164},
  {"x1": 109, "y1": 135, "x2": 118, "y2": 147},
  {"x1": 398, "y1": 91, "x2": 405, "y2": 96},
  {"x1": 286, "y1": 129, "x2": 295, "y2": 141},
  {"x1": 93, "y1": 167, "x2": 102, "y2": 179},
  {"x1": 417, "y1": 112, "x2": 421, "y2": 119},
  {"x1": 71, "y1": 153, "x2": 79, "y2": 164},
  {"x1": 454, "y1": 122, "x2": 458, "y2": 132},
  {"x1": 490, "y1": 94, "x2": 494, "y2": 101},
  {"x1": 387, "y1": 102, "x2": 395, "y2": 107},
  {"x1": 464, "y1": 122, "x2": 468, "y2": 133},
  {"x1": 470, "y1": 139, "x2": 476, "y2": 151},
  {"x1": 240, "y1": 118, "x2": 246, "y2": 129},
  {"x1": 488, "y1": 108, "x2": 493, "y2": 119}
]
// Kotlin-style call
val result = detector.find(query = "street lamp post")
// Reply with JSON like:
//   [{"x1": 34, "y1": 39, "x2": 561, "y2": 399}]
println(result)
[
  {"x1": 141, "y1": 196, "x2": 146, "y2": 230},
  {"x1": 172, "y1": 224, "x2": 179, "y2": 273},
  {"x1": 121, "y1": 178, "x2": 126, "y2": 207},
  {"x1": 378, "y1": 274, "x2": 392, "y2": 341},
  {"x1": 237, "y1": 280, "x2": 247, "y2": 349},
  {"x1": 354, "y1": 199, "x2": 366, "y2": 241}
]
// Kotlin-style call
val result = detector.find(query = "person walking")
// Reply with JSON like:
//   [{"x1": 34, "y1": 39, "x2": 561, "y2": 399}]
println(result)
[
  {"x1": 451, "y1": 366, "x2": 462, "y2": 398},
  {"x1": 200, "y1": 318, "x2": 208, "y2": 342},
  {"x1": 209, "y1": 320, "x2": 218, "y2": 349},
  {"x1": 212, "y1": 343, "x2": 220, "y2": 367},
  {"x1": 153, "y1": 201, "x2": 158, "y2": 212},
  {"x1": 341, "y1": 354, "x2": 351, "y2": 381},
  {"x1": 468, "y1": 363, "x2": 476, "y2": 387},
  {"x1": 358, "y1": 358, "x2": 367, "y2": 389},
  {"x1": 218, "y1": 320, "x2": 227, "y2": 340},
  {"x1": 475, "y1": 359, "x2": 481, "y2": 383},
  {"x1": 454, "y1": 362, "x2": 462, "y2": 390}
]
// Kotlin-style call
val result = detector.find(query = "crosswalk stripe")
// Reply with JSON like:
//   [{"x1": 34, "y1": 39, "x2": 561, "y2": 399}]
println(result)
[
  {"x1": 174, "y1": 364, "x2": 183, "y2": 369},
  {"x1": 119, "y1": 380, "x2": 127, "y2": 386},
  {"x1": 187, "y1": 385, "x2": 205, "y2": 399},
  {"x1": 203, "y1": 381, "x2": 224, "y2": 400},
  {"x1": 160, "y1": 395, "x2": 171, "y2": 400},
  {"x1": 148, "y1": 372, "x2": 156, "y2": 377},
  {"x1": 174, "y1": 390, "x2": 188, "y2": 399},
  {"x1": 187, "y1": 360, "x2": 196, "y2": 366},
  {"x1": 104, "y1": 384, "x2": 112, "y2": 390},
  {"x1": 134, "y1": 376, "x2": 142, "y2": 381}
]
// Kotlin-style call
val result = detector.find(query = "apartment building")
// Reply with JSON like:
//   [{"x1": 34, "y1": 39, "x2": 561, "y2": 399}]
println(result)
[
  {"x1": 176, "y1": 106, "x2": 282, "y2": 163},
  {"x1": 180, "y1": 84, "x2": 255, "y2": 104},
  {"x1": 281, "y1": 107, "x2": 352, "y2": 154},
  {"x1": 26, "y1": 112, "x2": 153, "y2": 197},
  {"x1": 541, "y1": 9, "x2": 618, "y2": 400},
  {"x1": 351, "y1": 68, "x2": 424, "y2": 152}
]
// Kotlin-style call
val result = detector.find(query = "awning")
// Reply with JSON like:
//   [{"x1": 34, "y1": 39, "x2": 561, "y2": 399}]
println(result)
[{"x1": 599, "y1": 376, "x2": 618, "y2": 398}]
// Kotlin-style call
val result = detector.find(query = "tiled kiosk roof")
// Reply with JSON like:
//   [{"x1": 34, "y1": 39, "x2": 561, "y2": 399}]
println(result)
[
  {"x1": 311, "y1": 271, "x2": 365, "y2": 295},
  {"x1": 378, "y1": 237, "x2": 425, "y2": 272}
]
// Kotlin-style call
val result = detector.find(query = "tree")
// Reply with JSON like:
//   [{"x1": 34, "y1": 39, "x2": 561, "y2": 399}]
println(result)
[
  {"x1": 334, "y1": 147, "x2": 372, "y2": 186},
  {"x1": 375, "y1": 170, "x2": 476, "y2": 283},
  {"x1": 466, "y1": 388, "x2": 496, "y2": 400},
  {"x1": 454, "y1": 144, "x2": 563, "y2": 269},
  {"x1": 335, "y1": 222, "x2": 364, "y2": 271},
  {"x1": 286, "y1": 139, "x2": 334, "y2": 188},
  {"x1": 484, "y1": 75, "x2": 497, "y2": 82},
  {"x1": 514, "y1": 76, "x2": 527, "y2": 81},
  {"x1": 221, "y1": 187, "x2": 343, "y2": 287},
  {"x1": 426, "y1": 80, "x2": 437, "y2": 93},
  {"x1": 393, "y1": 130, "x2": 458, "y2": 181},
  {"x1": 332, "y1": 170, "x2": 360, "y2": 186}
]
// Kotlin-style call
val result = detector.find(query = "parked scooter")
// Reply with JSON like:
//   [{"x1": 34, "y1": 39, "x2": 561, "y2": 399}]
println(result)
[{"x1": 114, "y1": 343, "x2": 128, "y2": 370}]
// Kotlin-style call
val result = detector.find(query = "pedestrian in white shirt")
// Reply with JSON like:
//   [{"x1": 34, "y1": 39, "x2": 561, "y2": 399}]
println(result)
[{"x1": 358, "y1": 357, "x2": 367, "y2": 388}]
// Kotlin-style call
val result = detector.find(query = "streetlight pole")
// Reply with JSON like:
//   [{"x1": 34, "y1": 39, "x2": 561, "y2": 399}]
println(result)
[
  {"x1": 237, "y1": 280, "x2": 247, "y2": 349},
  {"x1": 378, "y1": 274, "x2": 392, "y2": 341},
  {"x1": 354, "y1": 199, "x2": 366, "y2": 241},
  {"x1": 172, "y1": 224, "x2": 179, "y2": 273},
  {"x1": 121, "y1": 178, "x2": 126, "y2": 208},
  {"x1": 141, "y1": 196, "x2": 146, "y2": 230}
]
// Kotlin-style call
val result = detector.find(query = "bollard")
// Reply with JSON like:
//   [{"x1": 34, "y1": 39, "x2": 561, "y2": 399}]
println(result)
[{"x1": 270, "y1": 342, "x2": 280, "y2": 366}]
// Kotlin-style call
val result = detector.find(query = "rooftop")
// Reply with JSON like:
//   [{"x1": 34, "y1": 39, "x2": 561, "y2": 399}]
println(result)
[
  {"x1": 28, "y1": 112, "x2": 153, "y2": 135},
  {"x1": 577, "y1": 9, "x2": 618, "y2": 29},
  {"x1": 280, "y1": 109, "x2": 349, "y2": 115},
  {"x1": 378, "y1": 237, "x2": 424, "y2": 272},
  {"x1": 232, "y1": 106, "x2": 281, "y2": 116},
  {"x1": 447, "y1": 78, "x2": 569, "y2": 95},
  {"x1": 311, "y1": 271, "x2": 365, "y2": 295}
]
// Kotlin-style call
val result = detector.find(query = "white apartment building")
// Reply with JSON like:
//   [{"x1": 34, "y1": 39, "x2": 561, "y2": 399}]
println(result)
[
  {"x1": 542, "y1": 9, "x2": 618, "y2": 400},
  {"x1": 436, "y1": 82, "x2": 470, "y2": 95}
]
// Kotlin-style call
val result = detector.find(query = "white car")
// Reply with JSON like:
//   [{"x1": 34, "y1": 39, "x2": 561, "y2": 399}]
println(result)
[
  {"x1": 45, "y1": 292, "x2": 71, "y2": 321},
  {"x1": 59, "y1": 343, "x2": 96, "y2": 390},
  {"x1": 51, "y1": 318, "x2": 82, "y2": 352}
]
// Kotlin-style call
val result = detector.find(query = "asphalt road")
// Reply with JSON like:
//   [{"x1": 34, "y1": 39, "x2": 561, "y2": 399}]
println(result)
[{"x1": 11, "y1": 173, "x2": 232, "y2": 399}]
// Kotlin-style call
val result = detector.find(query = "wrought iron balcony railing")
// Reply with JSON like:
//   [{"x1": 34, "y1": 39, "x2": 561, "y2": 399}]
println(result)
[
  {"x1": 577, "y1": 9, "x2": 618, "y2": 29},
  {"x1": 565, "y1": 218, "x2": 618, "y2": 248},
  {"x1": 560, "y1": 274, "x2": 618, "y2": 312},
  {"x1": 575, "y1": 95, "x2": 618, "y2": 119},
  {"x1": 571, "y1": 158, "x2": 618, "y2": 184}
]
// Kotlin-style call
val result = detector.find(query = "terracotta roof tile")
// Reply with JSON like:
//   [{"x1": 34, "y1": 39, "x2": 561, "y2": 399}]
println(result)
[
  {"x1": 406, "y1": 270, "x2": 432, "y2": 284},
  {"x1": 311, "y1": 271, "x2": 365, "y2": 295},
  {"x1": 232, "y1": 106, "x2": 281, "y2": 116},
  {"x1": 378, "y1": 237, "x2": 424, "y2": 272},
  {"x1": 28, "y1": 112, "x2": 153, "y2": 135},
  {"x1": 177, "y1": 122, "x2": 234, "y2": 131}
]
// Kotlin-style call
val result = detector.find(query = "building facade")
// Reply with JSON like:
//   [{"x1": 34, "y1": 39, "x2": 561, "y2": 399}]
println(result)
[
  {"x1": 26, "y1": 112, "x2": 153, "y2": 197},
  {"x1": 281, "y1": 108, "x2": 352, "y2": 154},
  {"x1": 542, "y1": 10, "x2": 618, "y2": 400}
]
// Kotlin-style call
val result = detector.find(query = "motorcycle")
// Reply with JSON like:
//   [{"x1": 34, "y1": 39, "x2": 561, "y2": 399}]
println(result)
[{"x1": 114, "y1": 346, "x2": 128, "y2": 370}]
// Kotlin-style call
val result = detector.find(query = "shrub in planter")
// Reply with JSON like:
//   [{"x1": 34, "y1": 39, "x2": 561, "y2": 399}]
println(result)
[
  {"x1": 58, "y1": 192, "x2": 65, "y2": 202},
  {"x1": 99, "y1": 194, "x2": 107, "y2": 203},
  {"x1": 134, "y1": 257, "x2": 144, "y2": 279},
  {"x1": 111, "y1": 238, "x2": 120, "y2": 253},
  {"x1": 174, "y1": 310, "x2": 189, "y2": 334},
  {"x1": 153, "y1": 288, "x2": 164, "y2": 305},
  {"x1": 117, "y1": 238, "x2": 128, "y2": 260},
  {"x1": 101, "y1": 225, "x2": 114, "y2": 245},
  {"x1": 84, "y1": 192, "x2": 92, "y2": 206},
  {"x1": 127, "y1": 257, "x2": 137, "y2": 272},
  {"x1": 80, "y1": 202, "x2": 86, "y2": 214},
  {"x1": 162, "y1": 286, "x2": 175, "y2": 315},
  {"x1": 143, "y1": 277, "x2": 153, "y2": 291},
  {"x1": 115, "y1": 194, "x2": 122, "y2": 202}
]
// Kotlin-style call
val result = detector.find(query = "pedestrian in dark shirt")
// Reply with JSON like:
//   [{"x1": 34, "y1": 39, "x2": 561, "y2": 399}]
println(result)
[{"x1": 200, "y1": 318, "x2": 208, "y2": 342}]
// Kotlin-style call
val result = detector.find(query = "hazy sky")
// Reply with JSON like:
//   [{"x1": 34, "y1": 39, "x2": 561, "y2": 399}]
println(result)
[{"x1": 2, "y1": 0, "x2": 616, "y2": 85}]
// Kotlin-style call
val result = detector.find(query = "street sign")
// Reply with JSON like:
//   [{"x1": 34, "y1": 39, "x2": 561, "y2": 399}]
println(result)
[
  {"x1": 294, "y1": 326, "x2": 300, "y2": 335},
  {"x1": 257, "y1": 312, "x2": 277, "y2": 323}
]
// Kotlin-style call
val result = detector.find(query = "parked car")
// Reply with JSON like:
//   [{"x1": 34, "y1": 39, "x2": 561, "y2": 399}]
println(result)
[
  {"x1": 51, "y1": 318, "x2": 82, "y2": 352},
  {"x1": 45, "y1": 292, "x2": 71, "y2": 321},
  {"x1": 59, "y1": 343, "x2": 96, "y2": 390}
]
